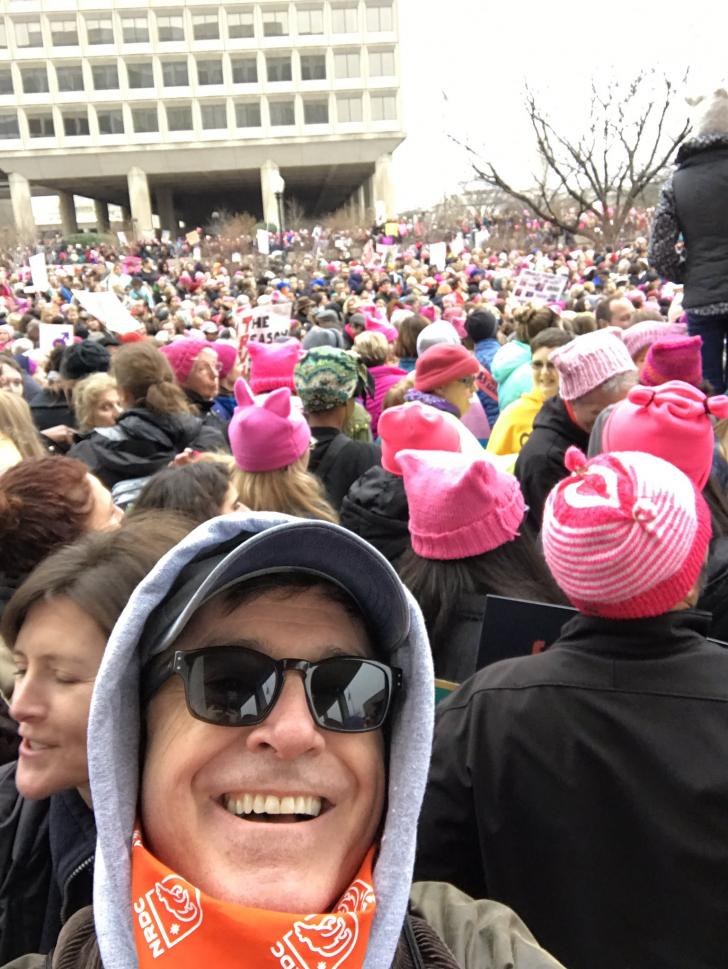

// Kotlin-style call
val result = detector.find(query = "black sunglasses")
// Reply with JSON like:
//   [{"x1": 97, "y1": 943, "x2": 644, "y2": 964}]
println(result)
[{"x1": 149, "y1": 645, "x2": 403, "y2": 734}]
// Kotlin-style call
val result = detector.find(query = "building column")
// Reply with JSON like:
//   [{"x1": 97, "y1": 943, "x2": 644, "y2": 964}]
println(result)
[
  {"x1": 127, "y1": 166, "x2": 154, "y2": 239},
  {"x1": 372, "y1": 153, "x2": 396, "y2": 223},
  {"x1": 156, "y1": 186, "x2": 176, "y2": 235},
  {"x1": 260, "y1": 159, "x2": 281, "y2": 230},
  {"x1": 93, "y1": 199, "x2": 111, "y2": 233},
  {"x1": 357, "y1": 184, "x2": 367, "y2": 223},
  {"x1": 58, "y1": 190, "x2": 79, "y2": 236},
  {"x1": 8, "y1": 172, "x2": 35, "y2": 240}
]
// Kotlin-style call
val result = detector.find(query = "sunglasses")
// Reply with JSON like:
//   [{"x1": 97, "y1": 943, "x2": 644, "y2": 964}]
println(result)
[{"x1": 151, "y1": 645, "x2": 403, "y2": 734}]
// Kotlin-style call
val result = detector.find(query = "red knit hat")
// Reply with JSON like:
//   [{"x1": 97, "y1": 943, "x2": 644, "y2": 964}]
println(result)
[
  {"x1": 378, "y1": 401, "x2": 461, "y2": 475},
  {"x1": 543, "y1": 447, "x2": 712, "y2": 619},
  {"x1": 414, "y1": 344, "x2": 479, "y2": 393},
  {"x1": 248, "y1": 339, "x2": 302, "y2": 394},
  {"x1": 640, "y1": 335, "x2": 703, "y2": 388}
]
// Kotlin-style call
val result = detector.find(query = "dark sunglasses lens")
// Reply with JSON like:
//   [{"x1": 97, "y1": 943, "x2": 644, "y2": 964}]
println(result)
[
  {"x1": 310, "y1": 659, "x2": 390, "y2": 731},
  {"x1": 186, "y1": 649, "x2": 278, "y2": 726}
]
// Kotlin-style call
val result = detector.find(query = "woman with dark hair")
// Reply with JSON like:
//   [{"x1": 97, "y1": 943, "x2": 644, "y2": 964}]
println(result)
[
  {"x1": 491, "y1": 303, "x2": 562, "y2": 410},
  {"x1": 392, "y1": 314, "x2": 429, "y2": 372},
  {"x1": 396, "y1": 449, "x2": 564, "y2": 681},
  {"x1": 131, "y1": 460, "x2": 240, "y2": 525}
]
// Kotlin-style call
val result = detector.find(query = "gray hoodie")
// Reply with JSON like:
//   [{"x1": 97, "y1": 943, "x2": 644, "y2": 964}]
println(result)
[{"x1": 87, "y1": 512, "x2": 435, "y2": 969}]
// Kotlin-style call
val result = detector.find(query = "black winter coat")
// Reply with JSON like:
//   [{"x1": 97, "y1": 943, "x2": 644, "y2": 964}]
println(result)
[
  {"x1": 68, "y1": 407, "x2": 226, "y2": 489},
  {"x1": 340, "y1": 465, "x2": 410, "y2": 565},
  {"x1": 416, "y1": 610, "x2": 728, "y2": 969},
  {"x1": 0, "y1": 763, "x2": 96, "y2": 962},
  {"x1": 308, "y1": 428, "x2": 381, "y2": 512},
  {"x1": 514, "y1": 396, "x2": 589, "y2": 529},
  {"x1": 29, "y1": 389, "x2": 75, "y2": 433}
]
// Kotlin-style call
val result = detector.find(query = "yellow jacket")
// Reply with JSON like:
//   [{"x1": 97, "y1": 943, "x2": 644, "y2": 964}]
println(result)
[{"x1": 487, "y1": 390, "x2": 543, "y2": 457}]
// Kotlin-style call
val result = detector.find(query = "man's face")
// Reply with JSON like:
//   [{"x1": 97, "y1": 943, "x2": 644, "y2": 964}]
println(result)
[
  {"x1": 141, "y1": 588, "x2": 386, "y2": 912},
  {"x1": 571, "y1": 372, "x2": 637, "y2": 432},
  {"x1": 608, "y1": 298, "x2": 634, "y2": 329}
]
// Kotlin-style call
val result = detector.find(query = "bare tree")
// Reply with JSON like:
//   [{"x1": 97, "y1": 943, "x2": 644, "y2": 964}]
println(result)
[{"x1": 458, "y1": 70, "x2": 690, "y2": 248}]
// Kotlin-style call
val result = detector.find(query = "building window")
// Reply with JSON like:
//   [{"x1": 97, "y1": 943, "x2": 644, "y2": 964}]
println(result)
[
  {"x1": 28, "y1": 114, "x2": 55, "y2": 138},
  {"x1": 196, "y1": 59, "x2": 223, "y2": 85},
  {"x1": 337, "y1": 94, "x2": 362, "y2": 122},
  {"x1": 92, "y1": 64, "x2": 119, "y2": 90},
  {"x1": 63, "y1": 112, "x2": 90, "y2": 136},
  {"x1": 97, "y1": 108, "x2": 124, "y2": 134},
  {"x1": 231, "y1": 58, "x2": 258, "y2": 84},
  {"x1": 122, "y1": 16, "x2": 149, "y2": 43},
  {"x1": 86, "y1": 17, "x2": 114, "y2": 44},
  {"x1": 266, "y1": 56, "x2": 292, "y2": 83},
  {"x1": 20, "y1": 67, "x2": 49, "y2": 95},
  {"x1": 366, "y1": 2, "x2": 393, "y2": 32},
  {"x1": 227, "y1": 9, "x2": 254, "y2": 38},
  {"x1": 201, "y1": 102, "x2": 227, "y2": 129},
  {"x1": 0, "y1": 113, "x2": 19, "y2": 139},
  {"x1": 235, "y1": 101, "x2": 260, "y2": 127},
  {"x1": 370, "y1": 92, "x2": 396, "y2": 120},
  {"x1": 14, "y1": 21, "x2": 43, "y2": 48},
  {"x1": 334, "y1": 51, "x2": 360, "y2": 78},
  {"x1": 269, "y1": 100, "x2": 294, "y2": 126},
  {"x1": 127, "y1": 62, "x2": 154, "y2": 89},
  {"x1": 56, "y1": 65, "x2": 84, "y2": 92},
  {"x1": 166, "y1": 104, "x2": 193, "y2": 131},
  {"x1": 192, "y1": 13, "x2": 219, "y2": 40},
  {"x1": 50, "y1": 19, "x2": 79, "y2": 46},
  {"x1": 303, "y1": 99, "x2": 328, "y2": 124},
  {"x1": 262, "y1": 10, "x2": 288, "y2": 36},
  {"x1": 162, "y1": 61, "x2": 188, "y2": 87},
  {"x1": 331, "y1": 5, "x2": 358, "y2": 33},
  {"x1": 0, "y1": 70, "x2": 13, "y2": 95},
  {"x1": 300, "y1": 54, "x2": 326, "y2": 81},
  {"x1": 369, "y1": 48, "x2": 394, "y2": 76},
  {"x1": 132, "y1": 106, "x2": 158, "y2": 133},
  {"x1": 157, "y1": 14, "x2": 185, "y2": 42},
  {"x1": 297, "y1": 8, "x2": 323, "y2": 34}
]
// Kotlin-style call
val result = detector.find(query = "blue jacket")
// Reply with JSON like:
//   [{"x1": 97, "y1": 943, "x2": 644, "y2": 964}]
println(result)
[{"x1": 473, "y1": 338, "x2": 501, "y2": 428}]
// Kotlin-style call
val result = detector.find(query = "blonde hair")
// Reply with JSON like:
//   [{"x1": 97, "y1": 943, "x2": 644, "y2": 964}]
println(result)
[
  {"x1": 0, "y1": 389, "x2": 46, "y2": 460},
  {"x1": 73, "y1": 372, "x2": 118, "y2": 433},
  {"x1": 231, "y1": 456, "x2": 338, "y2": 523},
  {"x1": 354, "y1": 331, "x2": 389, "y2": 367}
]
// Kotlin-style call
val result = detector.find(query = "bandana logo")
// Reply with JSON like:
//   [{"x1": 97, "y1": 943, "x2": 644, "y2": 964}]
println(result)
[
  {"x1": 134, "y1": 875, "x2": 204, "y2": 958},
  {"x1": 270, "y1": 880, "x2": 375, "y2": 969}
]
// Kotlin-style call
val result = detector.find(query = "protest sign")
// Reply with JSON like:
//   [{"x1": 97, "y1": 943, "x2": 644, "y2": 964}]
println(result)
[
  {"x1": 512, "y1": 270, "x2": 567, "y2": 303},
  {"x1": 161, "y1": 229, "x2": 171, "y2": 242},
  {"x1": 29, "y1": 253, "x2": 49, "y2": 293},
  {"x1": 38, "y1": 322, "x2": 74, "y2": 354},
  {"x1": 192, "y1": 246, "x2": 201, "y2": 261},
  {"x1": 474, "y1": 229, "x2": 490, "y2": 249},
  {"x1": 185, "y1": 229, "x2": 200, "y2": 246},
  {"x1": 429, "y1": 242, "x2": 447, "y2": 270},
  {"x1": 449, "y1": 233, "x2": 464, "y2": 257},
  {"x1": 247, "y1": 301, "x2": 293, "y2": 344},
  {"x1": 256, "y1": 228, "x2": 270, "y2": 255},
  {"x1": 117, "y1": 231, "x2": 128, "y2": 245},
  {"x1": 75, "y1": 290, "x2": 139, "y2": 335}
]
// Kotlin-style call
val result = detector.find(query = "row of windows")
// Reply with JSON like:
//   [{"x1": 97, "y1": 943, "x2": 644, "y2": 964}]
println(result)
[
  {"x1": 0, "y1": 4, "x2": 395, "y2": 49},
  {"x1": 1, "y1": 48, "x2": 396, "y2": 95},
  {"x1": 0, "y1": 93, "x2": 396, "y2": 138}
]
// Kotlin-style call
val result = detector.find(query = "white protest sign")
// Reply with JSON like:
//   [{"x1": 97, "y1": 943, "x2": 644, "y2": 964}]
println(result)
[
  {"x1": 256, "y1": 228, "x2": 270, "y2": 255},
  {"x1": 161, "y1": 229, "x2": 171, "y2": 242},
  {"x1": 231, "y1": 252, "x2": 242, "y2": 263},
  {"x1": 248, "y1": 301, "x2": 293, "y2": 344},
  {"x1": 75, "y1": 290, "x2": 140, "y2": 335},
  {"x1": 474, "y1": 229, "x2": 490, "y2": 249},
  {"x1": 192, "y1": 246, "x2": 201, "y2": 261},
  {"x1": 117, "y1": 231, "x2": 128, "y2": 245},
  {"x1": 29, "y1": 252, "x2": 49, "y2": 293},
  {"x1": 512, "y1": 270, "x2": 567, "y2": 303},
  {"x1": 185, "y1": 229, "x2": 200, "y2": 246},
  {"x1": 429, "y1": 242, "x2": 447, "y2": 270},
  {"x1": 449, "y1": 234, "x2": 464, "y2": 257},
  {"x1": 39, "y1": 322, "x2": 74, "y2": 355}
]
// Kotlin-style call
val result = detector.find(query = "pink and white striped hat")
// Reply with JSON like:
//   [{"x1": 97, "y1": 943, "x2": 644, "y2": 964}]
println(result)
[{"x1": 542, "y1": 447, "x2": 711, "y2": 619}]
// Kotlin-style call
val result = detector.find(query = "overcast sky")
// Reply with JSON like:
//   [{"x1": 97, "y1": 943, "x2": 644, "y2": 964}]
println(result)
[{"x1": 392, "y1": 0, "x2": 724, "y2": 210}]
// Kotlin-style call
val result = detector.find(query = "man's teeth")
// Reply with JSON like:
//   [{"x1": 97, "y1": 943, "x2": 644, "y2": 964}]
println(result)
[{"x1": 224, "y1": 793, "x2": 322, "y2": 818}]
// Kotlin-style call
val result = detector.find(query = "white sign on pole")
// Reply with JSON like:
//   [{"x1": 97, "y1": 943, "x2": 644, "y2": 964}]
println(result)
[
  {"x1": 75, "y1": 290, "x2": 140, "y2": 335},
  {"x1": 256, "y1": 229, "x2": 270, "y2": 255},
  {"x1": 248, "y1": 302, "x2": 293, "y2": 344},
  {"x1": 429, "y1": 242, "x2": 447, "y2": 270},
  {"x1": 512, "y1": 270, "x2": 568, "y2": 303},
  {"x1": 38, "y1": 322, "x2": 74, "y2": 354},
  {"x1": 29, "y1": 253, "x2": 49, "y2": 293}
]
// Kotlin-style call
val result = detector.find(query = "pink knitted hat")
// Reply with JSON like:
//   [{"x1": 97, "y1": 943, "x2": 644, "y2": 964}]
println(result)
[
  {"x1": 551, "y1": 328, "x2": 636, "y2": 401},
  {"x1": 602, "y1": 381, "x2": 728, "y2": 489},
  {"x1": 208, "y1": 341, "x2": 239, "y2": 379},
  {"x1": 363, "y1": 309, "x2": 398, "y2": 343},
  {"x1": 159, "y1": 338, "x2": 207, "y2": 384},
  {"x1": 622, "y1": 321, "x2": 687, "y2": 360},
  {"x1": 228, "y1": 379, "x2": 311, "y2": 473},
  {"x1": 378, "y1": 401, "x2": 461, "y2": 475},
  {"x1": 247, "y1": 339, "x2": 302, "y2": 394},
  {"x1": 398, "y1": 449, "x2": 526, "y2": 559},
  {"x1": 640, "y1": 335, "x2": 703, "y2": 388},
  {"x1": 543, "y1": 447, "x2": 712, "y2": 619}
]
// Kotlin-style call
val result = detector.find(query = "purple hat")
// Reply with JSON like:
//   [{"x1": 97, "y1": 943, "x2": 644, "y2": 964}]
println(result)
[{"x1": 229, "y1": 379, "x2": 311, "y2": 473}]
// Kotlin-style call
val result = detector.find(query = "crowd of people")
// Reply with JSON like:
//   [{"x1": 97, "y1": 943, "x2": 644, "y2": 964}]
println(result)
[{"x1": 2, "y1": 99, "x2": 728, "y2": 968}]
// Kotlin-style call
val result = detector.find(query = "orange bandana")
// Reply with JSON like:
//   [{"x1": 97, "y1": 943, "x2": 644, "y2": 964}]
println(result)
[{"x1": 131, "y1": 828, "x2": 377, "y2": 969}]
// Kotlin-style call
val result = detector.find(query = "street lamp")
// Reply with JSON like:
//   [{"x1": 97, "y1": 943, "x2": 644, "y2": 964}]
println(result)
[{"x1": 271, "y1": 172, "x2": 285, "y2": 249}]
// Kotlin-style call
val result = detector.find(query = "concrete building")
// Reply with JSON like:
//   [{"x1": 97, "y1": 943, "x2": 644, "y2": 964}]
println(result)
[{"x1": 0, "y1": 0, "x2": 403, "y2": 239}]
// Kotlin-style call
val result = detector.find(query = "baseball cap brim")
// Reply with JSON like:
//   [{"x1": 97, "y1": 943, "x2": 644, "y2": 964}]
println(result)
[{"x1": 139, "y1": 519, "x2": 410, "y2": 664}]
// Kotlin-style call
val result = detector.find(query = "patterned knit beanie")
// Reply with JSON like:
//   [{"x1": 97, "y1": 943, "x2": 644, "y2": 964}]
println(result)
[
  {"x1": 294, "y1": 347, "x2": 360, "y2": 413},
  {"x1": 550, "y1": 328, "x2": 636, "y2": 401},
  {"x1": 640, "y1": 335, "x2": 703, "y2": 388},
  {"x1": 542, "y1": 447, "x2": 711, "y2": 619}
]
